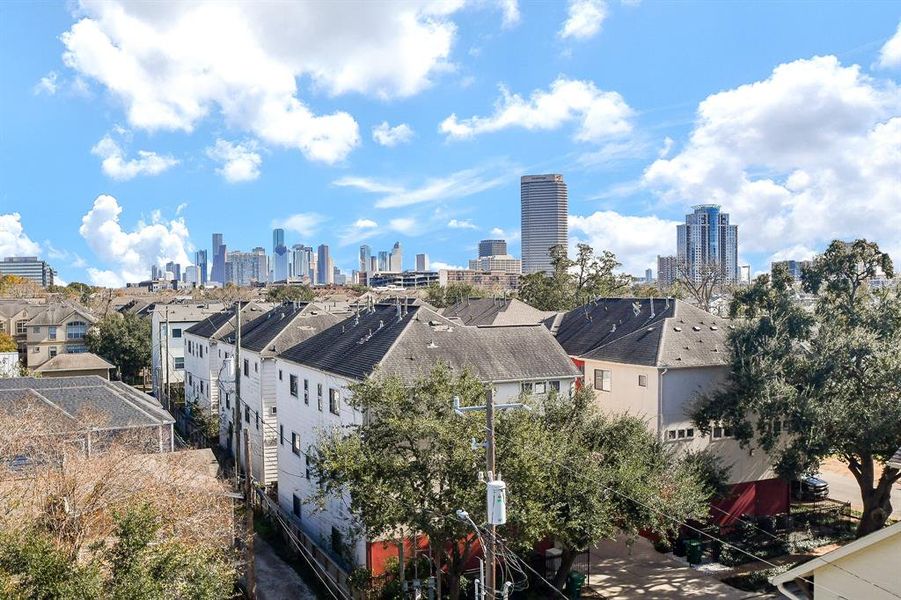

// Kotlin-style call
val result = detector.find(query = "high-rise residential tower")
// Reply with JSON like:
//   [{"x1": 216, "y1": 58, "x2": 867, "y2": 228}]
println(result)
[
  {"x1": 676, "y1": 204, "x2": 739, "y2": 283},
  {"x1": 292, "y1": 244, "x2": 312, "y2": 281},
  {"x1": 389, "y1": 242, "x2": 403, "y2": 272},
  {"x1": 211, "y1": 233, "x2": 226, "y2": 283},
  {"x1": 521, "y1": 174, "x2": 568, "y2": 275},
  {"x1": 377, "y1": 251, "x2": 388, "y2": 272},
  {"x1": 657, "y1": 255, "x2": 678, "y2": 287},
  {"x1": 194, "y1": 250, "x2": 208, "y2": 285},
  {"x1": 317, "y1": 244, "x2": 332, "y2": 285},
  {"x1": 415, "y1": 253, "x2": 429, "y2": 271},
  {"x1": 359, "y1": 245, "x2": 372, "y2": 273},
  {"x1": 478, "y1": 239, "x2": 507, "y2": 258}
]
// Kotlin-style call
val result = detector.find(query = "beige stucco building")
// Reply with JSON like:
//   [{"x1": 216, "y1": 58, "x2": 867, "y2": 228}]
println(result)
[{"x1": 24, "y1": 304, "x2": 96, "y2": 369}]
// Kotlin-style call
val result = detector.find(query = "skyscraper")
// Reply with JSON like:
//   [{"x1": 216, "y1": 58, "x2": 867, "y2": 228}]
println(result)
[
  {"x1": 252, "y1": 247, "x2": 268, "y2": 284},
  {"x1": 521, "y1": 174, "x2": 568, "y2": 275},
  {"x1": 164, "y1": 261, "x2": 181, "y2": 281},
  {"x1": 194, "y1": 250, "x2": 208, "y2": 285},
  {"x1": 317, "y1": 244, "x2": 332, "y2": 285},
  {"x1": 359, "y1": 245, "x2": 372, "y2": 273},
  {"x1": 370, "y1": 256, "x2": 378, "y2": 272},
  {"x1": 657, "y1": 255, "x2": 677, "y2": 287},
  {"x1": 377, "y1": 251, "x2": 388, "y2": 272},
  {"x1": 676, "y1": 204, "x2": 739, "y2": 283},
  {"x1": 479, "y1": 239, "x2": 507, "y2": 258},
  {"x1": 292, "y1": 244, "x2": 312, "y2": 281},
  {"x1": 272, "y1": 228, "x2": 285, "y2": 252},
  {"x1": 211, "y1": 233, "x2": 226, "y2": 283},
  {"x1": 389, "y1": 241, "x2": 403, "y2": 272},
  {"x1": 415, "y1": 253, "x2": 429, "y2": 271},
  {"x1": 272, "y1": 244, "x2": 289, "y2": 282}
]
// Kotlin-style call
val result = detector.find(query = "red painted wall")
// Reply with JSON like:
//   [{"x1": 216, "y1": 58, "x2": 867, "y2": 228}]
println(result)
[
  {"x1": 711, "y1": 478, "x2": 789, "y2": 524},
  {"x1": 366, "y1": 535, "x2": 483, "y2": 577}
]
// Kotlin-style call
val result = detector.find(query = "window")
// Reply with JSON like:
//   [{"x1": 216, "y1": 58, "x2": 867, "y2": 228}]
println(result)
[
  {"x1": 16, "y1": 321, "x2": 26, "y2": 335},
  {"x1": 305, "y1": 455, "x2": 311, "y2": 480},
  {"x1": 289, "y1": 375, "x2": 298, "y2": 397},
  {"x1": 225, "y1": 393, "x2": 230, "y2": 409},
  {"x1": 594, "y1": 369, "x2": 612, "y2": 392},
  {"x1": 199, "y1": 346, "x2": 203, "y2": 358},
  {"x1": 245, "y1": 406, "x2": 250, "y2": 423},
  {"x1": 255, "y1": 413, "x2": 259, "y2": 430},
  {"x1": 667, "y1": 428, "x2": 695, "y2": 441},
  {"x1": 68, "y1": 344, "x2": 87, "y2": 354},
  {"x1": 48, "y1": 326, "x2": 57, "y2": 340},
  {"x1": 317, "y1": 384, "x2": 323, "y2": 411},
  {"x1": 291, "y1": 432, "x2": 301, "y2": 456},
  {"x1": 534, "y1": 382, "x2": 546, "y2": 394},
  {"x1": 188, "y1": 340, "x2": 192, "y2": 354},
  {"x1": 66, "y1": 321, "x2": 87, "y2": 340},
  {"x1": 329, "y1": 388, "x2": 340, "y2": 415},
  {"x1": 270, "y1": 406, "x2": 277, "y2": 415},
  {"x1": 188, "y1": 374, "x2": 193, "y2": 385},
  {"x1": 293, "y1": 494, "x2": 301, "y2": 518},
  {"x1": 49, "y1": 347, "x2": 57, "y2": 358},
  {"x1": 32, "y1": 326, "x2": 40, "y2": 333},
  {"x1": 638, "y1": 374, "x2": 648, "y2": 387},
  {"x1": 304, "y1": 379, "x2": 309, "y2": 405},
  {"x1": 331, "y1": 527, "x2": 343, "y2": 554},
  {"x1": 171, "y1": 327, "x2": 182, "y2": 338},
  {"x1": 712, "y1": 424, "x2": 734, "y2": 439},
  {"x1": 521, "y1": 382, "x2": 533, "y2": 394},
  {"x1": 243, "y1": 359, "x2": 249, "y2": 377},
  {"x1": 279, "y1": 424, "x2": 284, "y2": 445},
  {"x1": 254, "y1": 362, "x2": 258, "y2": 373},
  {"x1": 279, "y1": 370, "x2": 283, "y2": 381},
  {"x1": 174, "y1": 357, "x2": 184, "y2": 369},
  {"x1": 200, "y1": 381, "x2": 205, "y2": 394},
  {"x1": 550, "y1": 380, "x2": 561, "y2": 393},
  {"x1": 32, "y1": 347, "x2": 39, "y2": 353}
]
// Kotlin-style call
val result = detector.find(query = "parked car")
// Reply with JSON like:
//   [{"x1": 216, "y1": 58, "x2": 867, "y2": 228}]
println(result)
[{"x1": 792, "y1": 475, "x2": 829, "y2": 501}]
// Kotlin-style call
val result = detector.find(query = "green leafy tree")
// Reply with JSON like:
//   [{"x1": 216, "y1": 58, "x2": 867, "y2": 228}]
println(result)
[
  {"x1": 518, "y1": 244, "x2": 630, "y2": 311},
  {"x1": 85, "y1": 313, "x2": 151, "y2": 382},
  {"x1": 265, "y1": 285, "x2": 314, "y2": 303},
  {"x1": 692, "y1": 240, "x2": 901, "y2": 537},
  {"x1": 424, "y1": 282, "x2": 484, "y2": 308},
  {"x1": 0, "y1": 333, "x2": 16, "y2": 353},
  {"x1": 0, "y1": 530, "x2": 103, "y2": 599}
]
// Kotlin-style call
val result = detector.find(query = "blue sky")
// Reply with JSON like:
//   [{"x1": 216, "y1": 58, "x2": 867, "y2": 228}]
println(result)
[{"x1": 1, "y1": 1, "x2": 900, "y2": 286}]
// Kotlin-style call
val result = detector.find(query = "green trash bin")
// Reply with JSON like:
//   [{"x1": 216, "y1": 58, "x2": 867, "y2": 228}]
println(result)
[
  {"x1": 565, "y1": 571, "x2": 586, "y2": 600},
  {"x1": 685, "y1": 539, "x2": 703, "y2": 565}
]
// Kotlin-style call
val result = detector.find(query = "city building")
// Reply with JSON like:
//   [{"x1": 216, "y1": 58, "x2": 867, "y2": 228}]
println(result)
[
  {"x1": 479, "y1": 239, "x2": 507, "y2": 258},
  {"x1": 165, "y1": 261, "x2": 182, "y2": 282},
  {"x1": 677, "y1": 204, "x2": 739, "y2": 283},
  {"x1": 195, "y1": 250, "x2": 208, "y2": 285},
  {"x1": 359, "y1": 245, "x2": 371, "y2": 273},
  {"x1": 369, "y1": 256, "x2": 378, "y2": 273},
  {"x1": 377, "y1": 251, "x2": 388, "y2": 272},
  {"x1": 521, "y1": 174, "x2": 568, "y2": 275},
  {"x1": 151, "y1": 264, "x2": 161, "y2": 280},
  {"x1": 0, "y1": 300, "x2": 45, "y2": 361},
  {"x1": 367, "y1": 271, "x2": 439, "y2": 289},
  {"x1": 772, "y1": 259, "x2": 812, "y2": 282},
  {"x1": 0, "y1": 256, "x2": 55, "y2": 287},
  {"x1": 273, "y1": 228, "x2": 285, "y2": 252},
  {"x1": 657, "y1": 255, "x2": 678, "y2": 287},
  {"x1": 273, "y1": 244, "x2": 290, "y2": 283},
  {"x1": 439, "y1": 269, "x2": 521, "y2": 291},
  {"x1": 211, "y1": 233, "x2": 227, "y2": 284},
  {"x1": 33, "y1": 352, "x2": 115, "y2": 379},
  {"x1": 645, "y1": 268, "x2": 653, "y2": 283},
  {"x1": 292, "y1": 245, "x2": 313, "y2": 282},
  {"x1": 415, "y1": 253, "x2": 429, "y2": 272},
  {"x1": 274, "y1": 303, "x2": 580, "y2": 568},
  {"x1": 225, "y1": 250, "x2": 267, "y2": 286},
  {"x1": 317, "y1": 245, "x2": 332, "y2": 285},
  {"x1": 24, "y1": 304, "x2": 96, "y2": 369},
  {"x1": 551, "y1": 298, "x2": 785, "y2": 522},
  {"x1": 389, "y1": 242, "x2": 403, "y2": 273},
  {"x1": 467, "y1": 255, "x2": 522, "y2": 274}
]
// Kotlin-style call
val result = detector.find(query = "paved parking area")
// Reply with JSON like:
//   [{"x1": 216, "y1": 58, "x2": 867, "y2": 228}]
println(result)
[
  {"x1": 819, "y1": 458, "x2": 901, "y2": 518},
  {"x1": 586, "y1": 536, "x2": 773, "y2": 599}
]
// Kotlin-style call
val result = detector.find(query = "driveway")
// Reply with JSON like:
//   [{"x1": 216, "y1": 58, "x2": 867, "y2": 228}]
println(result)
[
  {"x1": 254, "y1": 535, "x2": 319, "y2": 600},
  {"x1": 818, "y1": 458, "x2": 901, "y2": 518},
  {"x1": 586, "y1": 536, "x2": 771, "y2": 599}
]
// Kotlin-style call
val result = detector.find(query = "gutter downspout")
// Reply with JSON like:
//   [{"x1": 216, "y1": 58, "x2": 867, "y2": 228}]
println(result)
[{"x1": 657, "y1": 368, "x2": 668, "y2": 440}]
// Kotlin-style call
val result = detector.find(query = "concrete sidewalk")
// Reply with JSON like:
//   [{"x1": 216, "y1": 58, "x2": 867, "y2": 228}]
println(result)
[
  {"x1": 586, "y1": 536, "x2": 771, "y2": 599},
  {"x1": 254, "y1": 534, "x2": 319, "y2": 600}
]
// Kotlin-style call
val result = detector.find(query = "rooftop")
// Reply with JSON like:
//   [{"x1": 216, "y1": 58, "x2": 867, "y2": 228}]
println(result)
[
  {"x1": 441, "y1": 297, "x2": 554, "y2": 327},
  {"x1": 184, "y1": 302, "x2": 272, "y2": 340},
  {"x1": 33, "y1": 352, "x2": 115, "y2": 374},
  {"x1": 220, "y1": 302, "x2": 346, "y2": 356}
]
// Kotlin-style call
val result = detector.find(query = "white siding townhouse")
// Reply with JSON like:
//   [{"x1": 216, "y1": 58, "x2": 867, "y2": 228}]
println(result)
[
  {"x1": 214, "y1": 302, "x2": 344, "y2": 486},
  {"x1": 273, "y1": 302, "x2": 582, "y2": 569},
  {"x1": 151, "y1": 303, "x2": 225, "y2": 404},
  {"x1": 551, "y1": 297, "x2": 787, "y2": 523}
]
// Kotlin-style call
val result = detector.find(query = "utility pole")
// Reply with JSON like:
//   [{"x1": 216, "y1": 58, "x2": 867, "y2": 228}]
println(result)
[
  {"x1": 164, "y1": 305, "x2": 171, "y2": 412},
  {"x1": 233, "y1": 301, "x2": 243, "y2": 486},
  {"x1": 243, "y1": 428, "x2": 256, "y2": 598}
]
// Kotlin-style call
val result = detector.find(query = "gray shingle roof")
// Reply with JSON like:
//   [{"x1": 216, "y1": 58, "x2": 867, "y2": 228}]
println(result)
[
  {"x1": 184, "y1": 302, "x2": 272, "y2": 340},
  {"x1": 279, "y1": 303, "x2": 581, "y2": 383},
  {"x1": 26, "y1": 304, "x2": 95, "y2": 326},
  {"x1": 441, "y1": 298, "x2": 553, "y2": 326},
  {"x1": 220, "y1": 302, "x2": 346, "y2": 356},
  {"x1": 0, "y1": 376, "x2": 173, "y2": 431},
  {"x1": 152, "y1": 303, "x2": 227, "y2": 324},
  {"x1": 33, "y1": 352, "x2": 115, "y2": 373},
  {"x1": 557, "y1": 298, "x2": 730, "y2": 368}
]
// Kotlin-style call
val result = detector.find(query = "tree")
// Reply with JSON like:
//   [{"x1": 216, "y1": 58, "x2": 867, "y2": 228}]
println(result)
[
  {"x1": 0, "y1": 333, "x2": 16, "y2": 353},
  {"x1": 0, "y1": 275, "x2": 42, "y2": 299},
  {"x1": 691, "y1": 240, "x2": 901, "y2": 537},
  {"x1": 674, "y1": 260, "x2": 727, "y2": 313},
  {"x1": 518, "y1": 244, "x2": 630, "y2": 311},
  {"x1": 85, "y1": 313, "x2": 151, "y2": 382},
  {"x1": 424, "y1": 282, "x2": 484, "y2": 308},
  {"x1": 265, "y1": 285, "x2": 314, "y2": 303}
]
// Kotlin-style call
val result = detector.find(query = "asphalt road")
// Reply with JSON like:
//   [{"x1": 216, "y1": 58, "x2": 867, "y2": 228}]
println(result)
[
  {"x1": 254, "y1": 535, "x2": 319, "y2": 600},
  {"x1": 817, "y1": 459, "x2": 901, "y2": 518}
]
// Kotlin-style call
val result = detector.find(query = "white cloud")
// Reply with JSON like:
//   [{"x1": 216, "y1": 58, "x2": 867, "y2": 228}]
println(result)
[
  {"x1": 60, "y1": 2, "x2": 514, "y2": 163},
  {"x1": 644, "y1": 55, "x2": 901, "y2": 263},
  {"x1": 338, "y1": 218, "x2": 379, "y2": 246},
  {"x1": 372, "y1": 121, "x2": 415, "y2": 147},
  {"x1": 34, "y1": 71, "x2": 59, "y2": 95},
  {"x1": 334, "y1": 165, "x2": 510, "y2": 209},
  {"x1": 570, "y1": 211, "x2": 680, "y2": 275},
  {"x1": 430, "y1": 261, "x2": 466, "y2": 271},
  {"x1": 206, "y1": 139, "x2": 262, "y2": 182},
  {"x1": 79, "y1": 195, "x2": 192, "y2": 286},
  {"x1": 877, "y1": 22, "x2": 901, "y2": 69},
  {"x1": 275, "y1": 213, "x2": 327, "y2": 239},
  {"x1": 0, "y1": 213, "x2": 40, "y2": 258},
  {"x1": 440, "y1": 78, "x2": 633, "y2": 142},
  {"x1": 447, "y1": 218, "x2": 478, "y2": 229},
  {"x1": 389, "y1": 217, "x2": 419, "y2": 236},
  {"x1": 560, "y1": 0, "x2": 607, "y2": 40},
  {"x1": 489, "y1": 227, "x2": 520, "y2": 242},
  {"x1": 496, "y1": 0, "x2": 521, "y2": 27},
  {"x1": 353, "y1": 218, "x2": 378, "y2": 229},
  {"x1": 91, "y1": 134, "x2": 178, "y2": 180}
]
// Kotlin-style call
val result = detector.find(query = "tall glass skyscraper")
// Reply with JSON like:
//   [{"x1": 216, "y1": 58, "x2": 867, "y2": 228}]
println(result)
[
  {"x1": 194, "y1": 250, "x2": 208, "y2": 285},
  {"x1": 317, "y1": 244, "x2": 332, "y2": 285},
  {"x1": 478, "y1": 239, "x2": 507, "y2": 258},
  {"x1": 359, "y1": 245, "x2": 372, "y2": 273},
  {"x1": 676, "y1": 204, "x2": 739, "y2": 283},
  {"x1": 521, "y1": 174, "x2": 568, "y2": 275},
  {"x1": 211, "y1": 233, "x2": 226, "y2": 283},
  {"x1": 272, "y1": 228, "x2": 288, "y2": 282}
]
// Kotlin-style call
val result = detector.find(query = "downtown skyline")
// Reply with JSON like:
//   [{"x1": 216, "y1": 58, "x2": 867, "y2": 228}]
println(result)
[{"x1": 1, "y1": 2, "x2": 900, "y2": 286}]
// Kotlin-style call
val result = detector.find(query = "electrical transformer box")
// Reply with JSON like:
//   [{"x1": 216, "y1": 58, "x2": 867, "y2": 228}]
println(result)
[{"x1": 487, "y1": 480, "x2": 507, "y2": 525}]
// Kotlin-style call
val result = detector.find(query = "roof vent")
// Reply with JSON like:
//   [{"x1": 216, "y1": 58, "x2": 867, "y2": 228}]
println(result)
[
  {"x1": 692, "y1": 325, "x2": 701, "y2": 332},
  {"x1": 427, "y1": 340, "x2": 437, "y2": 349},
  {"x1": 610, "y1": 323, "x2": 616, "y2": 333},
  {"x1": 632, "y1": 301, "x2": 641, "y2": 316},
  {"x1": 647, "y1": 327, "x2": 654, "y2": 332},
  {"x1": 710, "y1": 325, "x2": 718, "y2": 330},
  {"x1": 673, "y1": 326, "x2": 682, "y2": 332}
]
